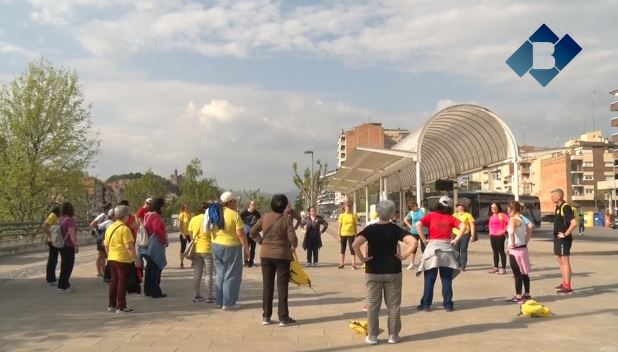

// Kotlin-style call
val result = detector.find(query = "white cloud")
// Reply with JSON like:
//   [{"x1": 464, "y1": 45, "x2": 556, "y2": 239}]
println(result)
[
  {"x1": 191, "y1": 99, "x2": 245, "y2": 126},
  {"x1": 0, "y1": 40, "x2": 37, "y2": 58}
]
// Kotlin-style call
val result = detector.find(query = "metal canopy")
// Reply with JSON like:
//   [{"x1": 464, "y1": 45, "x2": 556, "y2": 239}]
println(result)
[{"x1": 329, "y1": 104, "x2": 519, "y2": 195}]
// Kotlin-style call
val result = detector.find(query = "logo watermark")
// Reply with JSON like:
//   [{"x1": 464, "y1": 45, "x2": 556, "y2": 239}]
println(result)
[{"x1": 506, "y1": 24, "x2": 582, "y2": 87}]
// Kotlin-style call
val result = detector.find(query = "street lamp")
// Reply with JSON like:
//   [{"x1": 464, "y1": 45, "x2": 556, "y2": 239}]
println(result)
[{"x1": 304, "y1": 150, "x2": 314, "y2": 208}]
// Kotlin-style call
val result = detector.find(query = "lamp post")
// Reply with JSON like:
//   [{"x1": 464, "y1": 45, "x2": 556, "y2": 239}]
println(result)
[{"x1": 304, "y1": 150, "x2": 314, "y2": 208}]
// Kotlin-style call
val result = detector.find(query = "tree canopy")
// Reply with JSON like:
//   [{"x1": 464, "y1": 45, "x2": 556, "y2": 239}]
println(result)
[{"x1": 0, "y1": 58, "x2": 99, "y2": 222}]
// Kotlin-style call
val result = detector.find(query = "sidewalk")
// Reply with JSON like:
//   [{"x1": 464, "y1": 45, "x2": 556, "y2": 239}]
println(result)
[{"x1": 0, "y1": 224, "x2": 617, "y2": 351}]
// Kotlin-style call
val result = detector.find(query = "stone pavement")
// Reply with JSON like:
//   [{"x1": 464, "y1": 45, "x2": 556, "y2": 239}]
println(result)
[{"x1": 0, "y1": 223, "x2": 617, "y2": 352}]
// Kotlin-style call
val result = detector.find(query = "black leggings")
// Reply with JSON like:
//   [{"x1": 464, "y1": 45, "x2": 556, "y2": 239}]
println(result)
[
  {"x1": 509, "y1": 254, "x2": 530, "y2": 295},
  {"x1": 340, "y1": 236, "x2": 355, "y2": 255},
  {"x1": 179, "y1": 234, "x2": 191, "y2": 253},
  {"x1": 490, "y1": 235, "x2": 506, "y2": 269}
]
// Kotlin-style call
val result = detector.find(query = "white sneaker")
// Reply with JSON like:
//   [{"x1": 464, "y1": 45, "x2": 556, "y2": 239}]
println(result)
[
  {"x1": 222, "y1": 304, "x2": 242, "y2": 310},
  {"x1": 57, "y1": 287, "x2": 74, "y2": 294},
  {"x1": 365, "y1": 336, "x2": 378, "y2": 345},
  {"x1": 406, "y1": 263, "x2": 414, "y2": 270},
  {"x1": 388, "y1": 335, "x2": 401, "y2": 344}
]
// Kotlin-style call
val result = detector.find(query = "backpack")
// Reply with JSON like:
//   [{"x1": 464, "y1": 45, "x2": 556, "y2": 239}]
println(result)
[
  {"x1": 519, "y1": 299, "x2": 551, "y2": 317},
  {"x1": 560, "y1": 203, "x2": 580, "y2": 224},
  {"x1": 136, "y1": 213, "x2": 152, "y2": 248},
  {"x1": 50, "y1": 218, "x2": 67, "y2": 248}
]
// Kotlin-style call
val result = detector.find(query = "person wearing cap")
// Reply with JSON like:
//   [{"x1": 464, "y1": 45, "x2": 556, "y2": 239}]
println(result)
[
  {"x1": 212, "y1": 191, "x2": 250, "y2": 310},
  {"x1": 415, "y1": 196, "x2": 465, "y2": 312}
]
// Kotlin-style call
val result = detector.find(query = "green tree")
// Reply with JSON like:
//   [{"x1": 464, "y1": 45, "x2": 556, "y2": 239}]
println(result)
[
  {"x1": 0, "y1": 58, "x2": 99, "y2": 222},
  {"x1": 292, "y1": 159, "x2": 328, "y2": 209},
  {"x1": 123, "y1": 170, "x2": 170, "y2": 214},
  {"x1": 169, "y1": 158, "x2": 221, "y2": 214}
]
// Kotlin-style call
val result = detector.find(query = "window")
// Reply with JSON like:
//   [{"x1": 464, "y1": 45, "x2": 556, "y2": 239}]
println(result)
[
  {"x1": 583, "y1": 175, "x2": 594, "y2": 181},
  {"x1": 583, "y1": 162, "x2": 593, "y2": 167},
  {"x1": 585, "y1": 189, "x2": 594, "y2": 194}
]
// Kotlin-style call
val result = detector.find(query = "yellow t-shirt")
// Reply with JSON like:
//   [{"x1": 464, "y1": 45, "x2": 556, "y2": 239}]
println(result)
[
  {"x1": 212, "y1": 207, "x2": 244, "y2": 247},
  {"x1": 453, "y1": 212, "x2": 474, "y2": 236},
  {"x1": 104, "y1": 221, "x2": 134, "y2": 263},
  {"x1": 189, "y1": 214, "x2": 212, "y2": 254},
  {"x1": 44, "y1": 212, "x2": 58, "y2": 226},
  {"x1": 178, "y1": 211, "x2": 192, "y2": 235},
  {"x1": 338, "y1": 213, "x2": 357, "y2": 237}
]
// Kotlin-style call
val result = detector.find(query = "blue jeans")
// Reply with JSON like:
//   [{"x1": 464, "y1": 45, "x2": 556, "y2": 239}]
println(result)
[
  {"x1": 455, "y1": 235, "x2": 471, "y2": 269},
  {"x1": 420, "y1": 267, "x2": 454, "y2": 309},
  {"x1": 212, "y1": 244, "x2": 243, "y2": 306}
]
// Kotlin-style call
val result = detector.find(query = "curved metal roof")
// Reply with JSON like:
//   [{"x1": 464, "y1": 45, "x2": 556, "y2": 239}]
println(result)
[{"x1": 329, "y1": 104, "x2": 519, "y2": 193}]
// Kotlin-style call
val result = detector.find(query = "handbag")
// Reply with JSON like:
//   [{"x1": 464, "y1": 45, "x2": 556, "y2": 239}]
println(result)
[{"x1": 183, "y1": 236, "x2": 196, "y2": 260}]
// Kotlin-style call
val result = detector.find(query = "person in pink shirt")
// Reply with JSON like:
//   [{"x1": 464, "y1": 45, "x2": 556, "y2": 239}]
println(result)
[{"x1": 488, "y1": 202, "x2": 509, "y2": 274}]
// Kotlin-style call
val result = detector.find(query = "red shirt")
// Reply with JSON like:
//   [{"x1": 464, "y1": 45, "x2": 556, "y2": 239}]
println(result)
[
  {"x1": 420, "y1": 212, "x2": 461, "y2": 240},
  {"x1": 136, "y1": 207, "x2": 147, "y2": 222},
  {"x1": 144, "y1": 212, "x2": 168, "y2": 246},
  {"x1": 126, "y1": 214, "x2": 137, "y2": 239}
]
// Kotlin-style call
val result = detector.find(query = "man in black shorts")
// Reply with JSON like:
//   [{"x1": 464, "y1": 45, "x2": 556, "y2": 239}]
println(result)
[{"x1": 551, "y1": 188, "x2": 577, "y2": 294}]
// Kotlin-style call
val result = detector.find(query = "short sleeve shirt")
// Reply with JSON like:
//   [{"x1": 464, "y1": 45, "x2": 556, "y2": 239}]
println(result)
[
  {"x1": 358, "y1": 223, "x2": 409, "y2": 274},
  {"x1": 212, "y1": 207, "x2": 245, "y2": 246},
  {"x1": 189, "y1": 214, "x2": 212, "y2": 253},
  {"x1": 452, "y1": 212, "x2": 474, "y2": 236},
  {"x1": 44, "y1": 212, "x2": 58, "y2": 226},
  {"x1": 554, "y1": 202, "x2": 574, "y2": 236},
  {"x1": 338, "y1": 213, "x2": 357, "y2": 236},
  {"x1": 406, "y1": 209, "x2": 427, "y2": 235},
  {"x1": 178, "y1": 211, "x2": 191, "y2": 235},
  {"x1": 104, "y1": 221, "x2": 134, "y2": 263},
  {"x1": 420, "y1": 212, "x2": 461, "y2": 240},
  {"x1": 59, "y1": 216, "x2": 78, "y2": 247},
  {"x1": 240, "y1": 210, "x2": 262, "y2": 227}
]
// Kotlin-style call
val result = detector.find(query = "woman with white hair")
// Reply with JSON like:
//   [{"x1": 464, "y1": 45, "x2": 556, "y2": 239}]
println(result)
[
  {"x1": 212, "y1": 192, "x2": 250, "y2": 310},
  {"x1": 416, "y1": 196, "x2": 466, "y2": 312},
  {"x1": 352, "y1": 200, "x2": 417, "y2": 345}
]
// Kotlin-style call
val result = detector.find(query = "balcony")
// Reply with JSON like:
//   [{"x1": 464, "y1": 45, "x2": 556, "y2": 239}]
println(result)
[{"x1": 572, "y1": 194, "x2": 592, "y2": 201}]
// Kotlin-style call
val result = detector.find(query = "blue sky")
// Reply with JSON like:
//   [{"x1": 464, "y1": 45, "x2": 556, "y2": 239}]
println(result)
[{"x1": 0, "y1": 0, "x2": 617, "y2": 192}]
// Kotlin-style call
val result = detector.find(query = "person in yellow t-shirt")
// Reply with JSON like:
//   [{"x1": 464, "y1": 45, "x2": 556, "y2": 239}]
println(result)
[
  {"x1": 41, "y1": 206, "x2": 61, "y2": 285},
  {"x1": 189, "y1": 202, "x2": 214, "y2": 303},
  {"x1": 338, "y1": 202, "x2": 358, "y2": 269},
  {"x1": 178, "y1": 204, "x2": 192, "y2": 269},
  {"x1": 212, "y1": 192, "x2": 250, "y2": 309},
  {"x1": 452, "y1": 203, "x2": 476, "y2": 272},
  {"x1": 104, "y1": 205, "x2": 141, "y2": 313}
]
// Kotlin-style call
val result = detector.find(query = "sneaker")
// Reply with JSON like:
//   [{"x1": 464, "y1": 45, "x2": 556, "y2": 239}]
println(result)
[
  {"x1": 312, "y1": 263, "x2": 318, "y2": 267},
  {"x1": 388, "y1": 335, "x2": 401, "y2": 344},
  {"x1": 215, "y1": 304, "x2": 222, "y2": 309},
  {"x1": 351, "y1": 265, "x2": 358, "y2": 270},
  {"x1": 192, "y1": 295, "x2": 206, "y2": 302},
  {"x1": 554, "y1": 283, "x2": 565, "y2": 290},
  {"x1": 556, "y1": 287, "x2": 573, "y2": 295},
  {"x1": 222, "y1": 304, "x2": 242, "y2": 310},
  {"x1": 107, "y1": 306, "x2": 116, "y2": 312},
  {"x1": 515, "y1": 297, "x2": 527, "y2": 305},
  {"x1": 262, "y1": 317, "x2": 273, "y2": 325},
  {"x1": 57, "y1": 287, "x2": 74, "y2": 294},
  {"x1": 47, "y1": 281, "x2": 57, "y2": 286},
  {"x1": 522, "y1": 294, "x2": 532, "y2": 300},
  {"x1": 305, "y1": 262, "x2": 312, "y2": 267},
  {"x1": 362, "y1": 303, "x2": 368, "y2": 312},
  {"x1": 206, "y1": 297, "x2": 216, "y2": 303},
  {"x1": 488, "y1": 267, "x2": 498, "y2": 274},
  {"x1": 116, "y1": 308, "x2": 135, "y2": 314},
  {"x1": 279, "y1": 317, "x2": 297, "y2": 327},
  {"x1": 365, "y1": 336, "x2": 378, "y2": 345},
  {"x1": 507, "y1": 295, "x2": 520, "y2": 303},
  {"x1": 444, "y1": 306, "x2": 454, "y2": 312},
  {"x1": 406, "y1": 263, "x2": 414, "y2": 270},
  {"x1": 498, "y1": 268, "x2": 506, "y2": 275},
  {"x1": 416, "y1": 305, "x2": 430, "y2": 312}
]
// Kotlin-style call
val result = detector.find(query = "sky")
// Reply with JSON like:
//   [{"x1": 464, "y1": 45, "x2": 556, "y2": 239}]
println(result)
[{"x1": 0, "y1": 0, "x2": 617, "y2": 193}]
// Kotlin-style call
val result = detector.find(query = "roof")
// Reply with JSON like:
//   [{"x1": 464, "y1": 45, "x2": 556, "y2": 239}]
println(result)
[{"x1": 328, "y1": 104, "x2": 519, "y2": 194}]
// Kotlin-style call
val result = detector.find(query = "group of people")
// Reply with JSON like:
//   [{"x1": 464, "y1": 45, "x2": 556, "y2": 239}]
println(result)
[{"x1": 40, "y1": 186, "x2": 578, "y2": 343}]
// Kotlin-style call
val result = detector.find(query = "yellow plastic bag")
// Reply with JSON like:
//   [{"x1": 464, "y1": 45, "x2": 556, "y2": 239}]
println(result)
[
  {"x1": 348, "y1": 320, "x2": 368, "y2": 336},
  {"x1": 520, "y1": 299, "x2": 551, "y2": 317},
  {"x1": 290, "y1": 251, "x2": 312, "y2": 287}
]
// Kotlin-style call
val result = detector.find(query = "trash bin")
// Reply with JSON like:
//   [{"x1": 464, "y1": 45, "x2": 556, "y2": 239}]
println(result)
[
  {"x1": 584, "y1": 211, "x2": 594, "y2": 228},
  {"x1": 593, "y1": 212, "x2": 604, "y2": 227}
]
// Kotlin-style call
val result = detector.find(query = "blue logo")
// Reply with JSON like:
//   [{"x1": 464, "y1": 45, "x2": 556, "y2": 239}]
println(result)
[{"x1": 506, "y1": 24, "x2": 582, "y2": 87}]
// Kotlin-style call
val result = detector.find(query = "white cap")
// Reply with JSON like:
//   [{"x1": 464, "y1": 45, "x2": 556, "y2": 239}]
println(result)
[
  {"x1": 438, "y1": 195, "x2": 452, "y2": 207},
  {"x1": 220, "y1": 191, "x2": 238, "y2": 203}
]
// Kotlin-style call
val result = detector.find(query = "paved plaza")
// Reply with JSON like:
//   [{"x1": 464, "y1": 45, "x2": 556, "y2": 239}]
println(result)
[{"x1": 0, "y1": 223, "x2": 617, "y2": 352}]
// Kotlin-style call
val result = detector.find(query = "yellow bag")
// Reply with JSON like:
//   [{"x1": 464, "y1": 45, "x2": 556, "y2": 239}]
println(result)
[
  {"x1": 348, "y1": 320, "x2": 368, "y2": 336},
  {"x1": 289, "y1": 251, "x2": 311, "y2": 287},
  {"x1": 520, "y1": 299, "x2": 551, "y2": 317}
]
